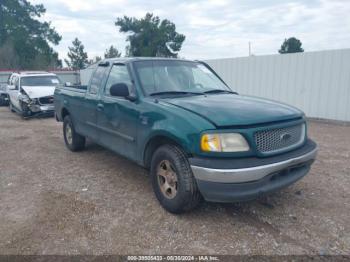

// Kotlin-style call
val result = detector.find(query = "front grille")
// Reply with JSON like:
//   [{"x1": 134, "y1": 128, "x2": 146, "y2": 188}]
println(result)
[
  {"x1": 39, "y1": 96, "x2": 54, "y2": 105},
  {"x1": 254, "y1": 124, "x2": 305, "y2": 154}
]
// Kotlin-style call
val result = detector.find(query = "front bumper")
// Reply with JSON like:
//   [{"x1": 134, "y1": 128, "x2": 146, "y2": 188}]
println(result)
[
  {"x1": 190, "y1": 139, "x2": 317, "y2": 202},
  {"x1": 29, "y1": 104, "x2": 55, "y2": 113}
]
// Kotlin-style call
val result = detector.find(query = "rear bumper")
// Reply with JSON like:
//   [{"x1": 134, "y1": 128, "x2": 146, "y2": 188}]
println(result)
[{"x1": 190, "y1": 139, "x2": 317, "y2": 202}]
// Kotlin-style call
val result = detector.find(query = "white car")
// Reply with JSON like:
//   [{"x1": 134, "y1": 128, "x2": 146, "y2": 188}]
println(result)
[{"x1": 7, "y1": 72, "x2": 61, "y2": 117}]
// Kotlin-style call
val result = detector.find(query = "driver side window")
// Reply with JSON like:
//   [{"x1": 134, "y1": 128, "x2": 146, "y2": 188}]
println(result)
[{"x1": 105, "y1": 65, "x2": 132, "y2": 95}]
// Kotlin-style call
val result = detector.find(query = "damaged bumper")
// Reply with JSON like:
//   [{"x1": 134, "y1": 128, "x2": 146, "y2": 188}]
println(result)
[
  {"x1": 28, "y1": 103, "x2": 55, "y2": 113},
  {"x1": 19, "y1": 95, "x2": 55, "y2": 116}
]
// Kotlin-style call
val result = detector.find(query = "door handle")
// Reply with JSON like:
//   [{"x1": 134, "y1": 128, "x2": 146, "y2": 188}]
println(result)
[{"x1": 97, "y1": 103, "x2": 104, "y2": 111}]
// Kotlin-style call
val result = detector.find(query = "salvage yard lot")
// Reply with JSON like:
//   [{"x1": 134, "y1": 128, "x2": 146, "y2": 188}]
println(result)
[{"x1": 0, "y1": 107, "x2": 349, "y2": 255}]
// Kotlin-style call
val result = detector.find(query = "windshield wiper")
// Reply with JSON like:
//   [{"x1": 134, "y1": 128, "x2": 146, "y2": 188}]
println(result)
[
  {"x1": 149, "y1": 91, "x2": 203, "y2": 96},
  {"x1": 203, "y1": 89, "x2": 237, "y2": 94}
]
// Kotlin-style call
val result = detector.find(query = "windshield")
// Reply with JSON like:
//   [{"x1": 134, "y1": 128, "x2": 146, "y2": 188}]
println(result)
[
  {"x1": 21, "y1": 76, "x2": 61, "y2": 87},
  {"x1": 133, "y1": 60, "x2": 232, "y2": 96}
]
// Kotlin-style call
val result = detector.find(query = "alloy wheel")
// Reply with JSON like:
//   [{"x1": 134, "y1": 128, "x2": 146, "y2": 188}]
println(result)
[{"x1": 157, "y1": 160, "x2": 178, "y2": 199}]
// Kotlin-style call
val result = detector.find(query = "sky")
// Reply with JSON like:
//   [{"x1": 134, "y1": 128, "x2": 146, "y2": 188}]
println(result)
[{"x1": 29, "y1": 0, "x2": 350, "y2": 62}]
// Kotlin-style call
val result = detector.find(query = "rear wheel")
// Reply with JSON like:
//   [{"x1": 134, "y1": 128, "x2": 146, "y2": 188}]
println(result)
[
  {"x1": 63, "y1": 115, "x2": 85, "y2": 151},
  {"x1": 150, "y1": 144, "x2": 201, "y2": 214}
]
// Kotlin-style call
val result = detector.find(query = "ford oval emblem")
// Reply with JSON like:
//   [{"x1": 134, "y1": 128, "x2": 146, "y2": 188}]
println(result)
[{"x1": 280, "y1": 133, "x2": 292, "y2": 141}]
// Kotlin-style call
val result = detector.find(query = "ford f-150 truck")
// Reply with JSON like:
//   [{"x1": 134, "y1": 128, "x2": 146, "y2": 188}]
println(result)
[{"x1": 54, "y1": 58, "x2": 317, "y2": 213}]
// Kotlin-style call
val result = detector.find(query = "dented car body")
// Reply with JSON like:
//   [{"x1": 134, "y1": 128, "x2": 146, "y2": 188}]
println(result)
[{"x1": 7, "y1": 72, "x2": 60, "y2": 117}]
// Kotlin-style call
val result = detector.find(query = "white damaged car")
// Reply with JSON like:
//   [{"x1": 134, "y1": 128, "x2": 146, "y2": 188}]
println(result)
[{"x1": 7, "y1": 72, "x2": 61, "y2": 117}]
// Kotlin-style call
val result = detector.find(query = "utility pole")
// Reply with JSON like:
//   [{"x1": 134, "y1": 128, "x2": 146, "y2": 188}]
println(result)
[{"x1": 248, "y1": 42, "x2": 251, "y2": 56}]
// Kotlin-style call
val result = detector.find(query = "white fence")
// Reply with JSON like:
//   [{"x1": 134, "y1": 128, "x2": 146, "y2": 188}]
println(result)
[{"x1": 205, "y1": 49, "x2": 350, "y2": 122}]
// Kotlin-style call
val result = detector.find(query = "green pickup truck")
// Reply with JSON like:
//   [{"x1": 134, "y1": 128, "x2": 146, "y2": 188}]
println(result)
[{"x1": 54, "y1": 58, "x2": 317, "y2": 213}]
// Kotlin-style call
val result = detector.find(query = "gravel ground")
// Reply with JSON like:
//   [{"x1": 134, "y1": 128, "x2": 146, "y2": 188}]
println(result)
[{"x1": 0, "y1": 107, "x2": 349, "y2": 256}]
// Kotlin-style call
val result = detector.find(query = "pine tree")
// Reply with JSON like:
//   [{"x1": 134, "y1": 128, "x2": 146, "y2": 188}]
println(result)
[
  {"x1": 279, "y1": 37, "x2": 304, "y2": 54},
  {"x1": 104, "y1": 45, "x2": 121, "y2": 58},
  {"x1": 115, "y1": 13, "x2": 185, "y2": 57},
  {"x1": 65, "y1": 38, "x2": 89, "y2": 69}
]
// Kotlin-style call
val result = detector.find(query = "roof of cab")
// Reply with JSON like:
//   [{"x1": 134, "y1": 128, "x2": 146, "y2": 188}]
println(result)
[
  {"x1": 99, "y1": 57, "x2": 197, "y2": 65},
  {"x1": 84, "y1": 57, "x2": 202, "y2": 71}
]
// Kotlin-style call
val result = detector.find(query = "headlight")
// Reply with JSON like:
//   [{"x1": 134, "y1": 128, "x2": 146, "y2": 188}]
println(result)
[
  {"x1": 30, "y1": 98, "x2": 38, "y2": 104},
  {"x1": 201, "y1": 133, "x2": 250, "y2": 152}
]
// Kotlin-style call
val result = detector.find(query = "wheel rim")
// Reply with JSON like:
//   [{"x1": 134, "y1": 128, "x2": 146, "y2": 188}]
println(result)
[
  {"x1": 65, "y1": 123, "x2": 73, "y2": 145},
  {"x1": 157, "y1": 160, "x2": 178, "y2": 199}
]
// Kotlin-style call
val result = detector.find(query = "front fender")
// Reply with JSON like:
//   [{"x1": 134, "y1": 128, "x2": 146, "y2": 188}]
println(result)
[
  {"x1": 136, "y1": 100, "x2": 215, "y2": 165},
  {"x1": 142, "y1": 129, "x2": 193, "y2": 154}
]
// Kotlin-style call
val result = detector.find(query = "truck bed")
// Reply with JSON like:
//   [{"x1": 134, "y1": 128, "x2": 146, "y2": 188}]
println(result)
[
  {"x1": 54, "y1": 85, "x2": 87, "y2": 120},
  {"x1": 61, "y1": 84, "x2": 88, "y2": 91}
]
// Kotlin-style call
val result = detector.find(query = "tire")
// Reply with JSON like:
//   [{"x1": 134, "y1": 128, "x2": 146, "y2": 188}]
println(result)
[
  {"x1": 150, "y1": 144, "x2": 201, "y2": 214},
  {"x1": 20, "y1": 101, "x2": 32, "y2": 118},
  {"x1": 63, "y1": 115, "x2": 85, "y2": 151}
]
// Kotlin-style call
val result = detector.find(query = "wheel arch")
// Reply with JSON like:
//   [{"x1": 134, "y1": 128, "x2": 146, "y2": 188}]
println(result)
[
  {"x1": 61, "y1": 107, "x2": 70, "y2": 120},
  {"x1": 143, "y1": 134, "x2": 190, "y2": 169}
]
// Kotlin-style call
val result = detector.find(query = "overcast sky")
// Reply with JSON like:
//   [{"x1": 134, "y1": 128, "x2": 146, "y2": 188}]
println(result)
[{"x1": 29, "y1": 0, "x2": 350, "y2": 62}]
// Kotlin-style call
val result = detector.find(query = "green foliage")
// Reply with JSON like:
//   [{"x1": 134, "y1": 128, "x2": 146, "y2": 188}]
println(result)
[
  {"x1": 88, "y1": 56, "x2": 102, "y2": 65},
  {"x1": 279, "y1": 37, "x2": 304, "y2": 54},
  {"x1": 0, "y1": 40, "x2": 20, "y2": 69},
  {"x1": 104, "y1": 45, "x2": 121, "y2": 58},
  {"x1": 64, "y1": 38, "x2": 89, "y2": 69},
  {"x1": 0, "y1": 0, "x2": 62, "y2": 69},
  {"x1": 115, "y1": 13, "x2": 185, "y2": 57}
]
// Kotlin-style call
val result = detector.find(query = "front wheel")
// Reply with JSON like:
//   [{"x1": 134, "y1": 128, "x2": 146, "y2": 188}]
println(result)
[
  {"x1": 63, "y1": 115, "x2": 85, "y2": 151},
  {"x1": 150, "y1": 145, "x2": 201, "y2": 214},
  {"x1": 20, "y1": 102, "x2": 31, "y2": 118}
]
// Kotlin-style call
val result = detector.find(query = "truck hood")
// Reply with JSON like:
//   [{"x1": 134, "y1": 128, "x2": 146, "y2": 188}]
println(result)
[
  {"x1": 162, "y1": 94, "x2": 303, "y2": 127},
  {"x1": 21, "y1": 86, "x2": 55, "y2": 99}
]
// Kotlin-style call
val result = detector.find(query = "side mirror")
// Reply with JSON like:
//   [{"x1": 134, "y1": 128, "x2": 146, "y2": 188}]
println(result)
[
  {"x1": 110, "y1": 83, "x2": 130, "y2": 97},
  {"x1": 8, "y1": 85, "x2": 16, "y2": 90},
  {"x1": 64, "y1": 82, "x2": 72, "y2": 87}
]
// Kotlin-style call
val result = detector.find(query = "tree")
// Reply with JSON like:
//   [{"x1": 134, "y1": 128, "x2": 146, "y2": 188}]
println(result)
[
  {"x1": 0, "y1": 0, "x2": 62, "y2": 69},
  {"x1": 64, "y1": 38, "x2": 89, "y2": 69},
  {"x1": 115, "y1": 13, "x2": 185, "y2": 57},
  {"x1": 279, "y1": 37, "x2": 304, "y2": 54},
  {"x1": 0, "y1": 40, "x2": 20, "y2": 69},
  {"x1": 104, "y1": 45, "x2": 121, "y2": 58},
  {"x1": 88, "y1": 56, "x2": 102, "y2": 65}
]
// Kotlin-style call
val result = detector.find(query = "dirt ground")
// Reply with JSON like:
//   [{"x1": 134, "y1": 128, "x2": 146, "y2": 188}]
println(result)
[{"x1": 0, "y1": 106, "x2": 349, "y2": 255}]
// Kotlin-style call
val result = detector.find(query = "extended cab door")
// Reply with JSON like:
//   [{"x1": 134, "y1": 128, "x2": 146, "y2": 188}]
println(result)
[
  {"x1": 77, "y1": 63, "x2": 109, "y2": 141},
  {"x1": 96, "y1": 63, "x2": 139, "y2": 159}
]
